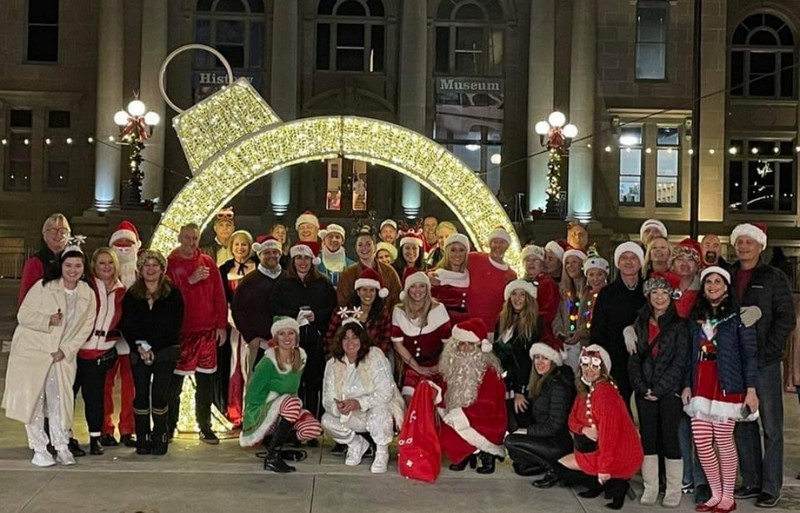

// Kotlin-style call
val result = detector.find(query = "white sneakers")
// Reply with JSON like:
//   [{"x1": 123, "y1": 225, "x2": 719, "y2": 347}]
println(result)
[
  {"x1": 345, "y1": 435, "x2": 370, "y2": 467},
  {"x1": 31, "y1": 451, "x2": 56, "y2": 467},
  {"x1": 370, "y1": 446, "x2": 389, "y2": 474},
  {"x1": 55, "y1": 449, "x2": 76, "y2": 466}
]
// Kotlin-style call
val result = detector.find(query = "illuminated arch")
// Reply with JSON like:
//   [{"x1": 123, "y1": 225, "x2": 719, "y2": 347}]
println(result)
[{"x1": 151, "y1": 79, "x2": 520, "y2": 267}]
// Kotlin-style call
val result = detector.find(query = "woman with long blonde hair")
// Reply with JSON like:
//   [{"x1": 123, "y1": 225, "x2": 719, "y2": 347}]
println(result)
[
  {"x1": 429, "y1": 233, "x2": 471, "y2": 323},
  {"x1": 642, "y1": 236, "x2": 672, "y2": 279}
]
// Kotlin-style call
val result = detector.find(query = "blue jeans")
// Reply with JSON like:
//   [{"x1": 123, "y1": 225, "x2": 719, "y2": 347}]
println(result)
[
  {"x1": 679, "y1": 413, "x2": 707, "y2": 486},
  {"x1": 734, "y1": 362, "x2": 784, "y2": 497}
]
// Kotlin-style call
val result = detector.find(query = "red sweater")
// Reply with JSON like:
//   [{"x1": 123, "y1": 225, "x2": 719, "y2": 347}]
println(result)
[
  {"x1": 466, "y1": 253, "x2": 517, "y2": 331},
  {"x1": 167, "y1": 248, "x2": 227, "y2": 333}
]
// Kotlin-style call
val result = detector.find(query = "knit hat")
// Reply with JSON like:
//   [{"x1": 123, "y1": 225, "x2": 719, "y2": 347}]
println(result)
[
  {"x1": 529, "y1": 339, "x2": 565, "y2": 366},
  {"x1": 109, "y1": 220, "x2": 141, "y2": 249},
  {"x1": 319, "y1": 223, "x2": 346, "y2": 240},
  {"x1": 671, "y1": 237, "x2": 701, "y2": 264},
  {"x1": 376, "y1": 242, "x2": 398, "y2": 263},
  {"x1": 379, "y1": 219, "x2": 397, "y2": 231},
  {"x1": 521, "y1": 245, "x2": 545, "y2": 262},
  {"x1": 504, "y1": 279, "x2": 537, "y2": 301},
  {"x1": 399, "y1": 229, "x2": 425, "y2": 248},
  {"x1": 730, "y1": 223, "x2": 767, "y2": 249},
  {"x1": 399, "y1": 270, "x2": 430, "y2": 301},
  {"x1": 639, "y1": 218, "x2": 668, "y2": 242},
  {"x1": 354, "y1": 267, "x2": 389, "y2": 298},
  {"x1": 136, "y1": 249, "x2": 166, "y2": 271},
  {"x1": 290, "y1": 243, "x2": 321, "y2": 265},
  {"x1": 271, "y1": 316, "x2": 300, "y2": 338},
  {"x1": 700, "y1": 265, "x2": 731, "y2": 285},
  {"x1": 444, "y1": 233, "x2": 470, "y2": 250},
  {"x1": 451, "y1": 318, "x2": 492, "y2": 353},
  {"x1": 583, "y1": 247, "x2": 609, "y2": 275},
  {"x1": 252, "y1": 235, "x2": 281, "y2": 254},
  {"x1": 614, "y1": 241, "x2": 645, "y2": 267},
  {"x1": 581, "y1": 344, "x2": 611, "y2": 372},
  {"x1": 488, "y1": 226, "x2": 512, "y2": 245},
  {"x1": 562, "y1": 247, "x2": 587, "y2": 264},
  {"x1": 545, "y1": 240, "x2": 568, "y2": 261},
  {"x1": 295, "y1": 210, "x2": 320, "y2": 230},
  {"x1": 643, "y1": 271, "x2": 682, "y2": 299}
]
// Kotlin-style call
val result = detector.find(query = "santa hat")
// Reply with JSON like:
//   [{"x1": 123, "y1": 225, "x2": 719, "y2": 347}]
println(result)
[
  {"x1": 109, "y1": 220, "x2": 141, "y2": 249},
  {"x1": 643, "y1": 271, "x2": 682, "y2": 299},
  {"x1": 290, "y1": 242, "x2": 321, "y2": 265},
  {"x1": 271, "y1": 316, "x2": 300, "y2": 338},
  {"x1": 504, "y1": 279, "x2": 537, "y2": 301},
  {"x1": 214, "y1": 206, "x2": 234, "y2": 224},
  {"x1": 521, "y1": 245, "x2": 545, "y2": 262},
  {"x1": 399, "y1": 230, "x2": 425, "y2": 248},
  {"x1": 354, "y1": 267, "x2": 389, "y2": 298},
  {"x1": 451, "y1": 318, "x2": 493, "y2": 353},
  {"x1": 583, "y1": 248, "x2": 609, "y2": 275},
  {"x1": 295, "y1": 210, "x2": 320, "y2": 230},
  {"x1": 399, "y1": 270, "x2": 430, "y2": 301},
  {"x1": 488, "y1": 226, "x2": 512, "y2": 245},
  {"x1": 376, "y1": 241, "x2": 398, "y2": 263},
  {"x1": 529, "y1": 339, "x2": 565, "y2": 366},
  {"x1": 319, "y1": 223, "x2": 346, "y2": 240},
  {"x1": 253, "y1": 235, "x2": 281, "y2": 254},
  {"x1": 614, "y1": 241, "x2": 645, "y2": 267},
  {"x1": 700, "y1": 265, "x2": 731, "y2": 285},
  {"x1": 444, "y1": 233, "x2": 470, "y2": 250},
  {"x1": 545, "y1": 240, "x2": 568, "y2": 261},
  {"x1": 581, "y1": 344, "x2": 612, "y2": 372},
  {"x1": 379, "y1": 219, "x2": 397, "y2": 231},
  {"x1": 562, "y1": 247, "x2": 587, "y2": 264},
  {"x1": 730, "y1": 223, "x2": 767, "y2": 248},
  {"x1": 639, "y1": 218, "x2": 668, "y2": 241}
]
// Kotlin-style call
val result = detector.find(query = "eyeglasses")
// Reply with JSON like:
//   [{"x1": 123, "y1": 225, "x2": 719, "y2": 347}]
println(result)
[
  {"x1": 47, "y1": 228, "x2": 70, "y2": 235},
  {"x1": 579, "y1": 355, "x2": 602, "y2": 370}
]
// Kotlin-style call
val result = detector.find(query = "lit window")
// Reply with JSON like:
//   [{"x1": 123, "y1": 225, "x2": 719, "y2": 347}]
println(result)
[
  {"x1": 618, "y1": 126, "x2": 643, "y2": 205},
  {"x1": 656, "y1": 127, "x2": 680, "y2": 206},
  {"x1": 728, "y1": 139, "x2": 795, "y2": 213},
  {"x1": 635, "y1": 1, "x2": 668, "y2": 80}
]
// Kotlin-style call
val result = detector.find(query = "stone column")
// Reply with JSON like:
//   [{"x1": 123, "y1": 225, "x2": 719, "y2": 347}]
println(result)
[
  {"x1": 269, "y1": 1, "x2": 299, "y2": 218},
  {"x1": 139, "y1": 0, "x2": 168, "y2": 210},
  {"x1": 397, "y1": 0, "x2": 427, "y2": 219},
  {"x1": 527, "y1": 0, "x2": 555, "y2": 212},
  {"x1": 566, "y1": 0, "x2": 596, "y2": 221},
  {"x1": 92, "y1": 0, "x2": 124, "y2": 211}
]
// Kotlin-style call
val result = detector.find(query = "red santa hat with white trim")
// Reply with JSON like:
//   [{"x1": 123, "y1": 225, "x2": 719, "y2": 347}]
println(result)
[
  {"x1": 488, "y1": 226, "x2": 512, "y2": 245},
  {"x1": 730, "y1": 223, "x2": 767, "y2": 249},
  {"x1": 545, "y1": 240, "x2": 568, "y2": 261},
  {"x1": 451, "y1": 318, "x2": 493, "y2": 353},
  {"x1": 354, "y1": 267, "x2": 389, "y2": 298},
  {"x1": 295, "y1": 210, "x2": 320, "y2": 230},
  {"x1": 252, "y1": 234, "x2": 282, "y2": 254},
  {"x1": 109, "y1": 220, "x2": 141, "y2": 249},
  {"x1": 399, "y1": 229, "x2": 425, "y2": 248},
  {"x1": 290, "y1": 242, "x2": 321, "y2": 265},
  {"x1": 562, "y1": 247, "x2": 587, "y2": 264},
  {"x1": 521, "y1": 245, "x2": 545, "y2": 262},
  {"x1": 399, "y1": 269, "x2": 430, "y2": 300},
  {"x1": 639, "y1": 218, "x2": 668, "y2": 242},
  {"x1": 529, "y1": 338, "x2": 565, "y2": 367}
]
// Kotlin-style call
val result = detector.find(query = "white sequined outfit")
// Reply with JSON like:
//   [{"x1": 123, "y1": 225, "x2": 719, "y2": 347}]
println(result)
[{"x1": 25, "y1": 365, "x2": 69, "y2": 452}]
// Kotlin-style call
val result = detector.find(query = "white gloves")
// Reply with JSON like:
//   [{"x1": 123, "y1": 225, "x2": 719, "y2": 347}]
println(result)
[
  {"x1": 623, "y1": 325, "x2": 638, "y2": 355},
  {"x1": 739, "y1": 306, "x2": 762, "y2": 328}
]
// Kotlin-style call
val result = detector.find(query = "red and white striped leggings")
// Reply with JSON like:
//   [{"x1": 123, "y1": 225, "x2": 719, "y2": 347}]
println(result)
[
  {"x1": 691, "y1": 418, "x2": 737, "y2": 507},
  {"x1": 271, "y1": 396, "x2": 323, "y2": 441}
]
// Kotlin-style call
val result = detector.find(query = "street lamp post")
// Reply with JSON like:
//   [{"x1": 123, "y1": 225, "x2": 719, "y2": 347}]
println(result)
[
  {"x1": 535, "y1": 111, "x2": 577, "y2": 216},
  {"x1": 114, "y1": 98, "x2": 160, "y2": 209}
]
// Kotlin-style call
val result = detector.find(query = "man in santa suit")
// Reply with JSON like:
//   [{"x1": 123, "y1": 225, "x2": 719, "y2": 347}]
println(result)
[
  {"x1": 317, "y1": 223, "x2": 353, "y2": 287},
  {"x1": 436, "y1": 318, "x2": 507, "y2": 474},
  {"x1": 100, "y1": 220, "x2": 140, "y2": 447},
  {"x1": 466, "y1": 227, "x2": 517, "y2": 336}
]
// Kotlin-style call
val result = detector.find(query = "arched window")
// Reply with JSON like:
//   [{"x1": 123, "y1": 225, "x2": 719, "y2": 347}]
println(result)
[
  {"x1": 194, "y1": 0, "x2": 265, "y2": 70},
  {"x1": 434, "y1": 0, "x2": 504, "y2": 76},
  {"x1": 316, "y1": 0, "x2": 386, "y2": 72},
  {"x1": 730, "y1": 13, "x2": 796, "y2": 98}
]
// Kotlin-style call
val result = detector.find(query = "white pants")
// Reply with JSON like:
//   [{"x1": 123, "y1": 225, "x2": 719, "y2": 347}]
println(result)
[
  {"x1": 321, "y1": 404, "x2": 393, "y2": 446},
  {"x1": 25, "y1": 365, "x2": 69, "y2": 452}
]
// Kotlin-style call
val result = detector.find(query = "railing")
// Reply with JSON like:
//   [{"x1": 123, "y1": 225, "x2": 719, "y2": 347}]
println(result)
[{"x1": 0, "y1": 239, "x2": 34, "y2": 279}]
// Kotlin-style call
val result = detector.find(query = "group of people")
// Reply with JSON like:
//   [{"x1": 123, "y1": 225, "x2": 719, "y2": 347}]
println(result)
[{"x1": 1, "y1": 210, "x2": 796, "y2": 511}]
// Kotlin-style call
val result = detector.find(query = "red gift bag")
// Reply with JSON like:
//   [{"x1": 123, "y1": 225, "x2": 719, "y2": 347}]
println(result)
[{"x1": 397, "y1": 380, "x2": 442, "y2": 483}]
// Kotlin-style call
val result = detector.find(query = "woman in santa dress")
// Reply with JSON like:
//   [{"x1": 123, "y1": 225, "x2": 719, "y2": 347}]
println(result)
[
  {"x1": 429, "y1": 233, "x2": 470, "y2": 324},
  {"x1": 391, "y1": 271, "x2": 452, "y2": 402},
  {"x1": 682, "y1": 266, "x2": 758, "y2": 513},
  {"x1": 392, "y1": 230, "x2": 426, "y2": 284}
]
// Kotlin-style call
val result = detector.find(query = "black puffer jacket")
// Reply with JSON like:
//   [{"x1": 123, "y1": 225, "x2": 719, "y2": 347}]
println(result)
[
  {"x1": 493, "y1": 320, "x2": 543, "y2": 396},
  {"x1": 730, "y1": 262, "x2": 796, "y2": 368},
  {"x1": 628, "y1": 304, "x2": 690, "y2": 398},
  {"x1": 524, "y1": 365, "x2": 575, "y2": 446}
]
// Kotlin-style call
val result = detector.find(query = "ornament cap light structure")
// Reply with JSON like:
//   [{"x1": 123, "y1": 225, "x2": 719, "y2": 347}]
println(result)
[
  {"x1": 534, "y1": 121, "x2": 550, "y2": 135},
  {"x1": 144, "y1": 111, "x2": 161, "y2": 126},
  {"x1": 114, "y1": 110, "x2": 129, "y2": 126},
  {"x1": 548, "y1": 111, "x2": 566, "y2": 128},
  {"x1": 562, "y1": 124, "x2": 578, "y2": 139},
  {"x1": 127, "y1": 100, "x2": 146, "y2": 117}
]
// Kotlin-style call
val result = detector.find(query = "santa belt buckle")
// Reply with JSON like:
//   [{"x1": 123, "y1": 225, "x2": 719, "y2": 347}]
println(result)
[
  {"x1": 698, "y1": 353, "x2": 717, "y2": 362},
  {"x1": 94, "y1": 329, "x2": 107, "y2": 337}
]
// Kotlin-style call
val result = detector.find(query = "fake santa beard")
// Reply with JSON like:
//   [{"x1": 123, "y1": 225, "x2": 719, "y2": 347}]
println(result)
[
  {"x1": 113, "y1": 246, "x2": 138, "y2": 288},
  {"x1": 439, "y1": 343, "x2": 500, "y2": 410}
]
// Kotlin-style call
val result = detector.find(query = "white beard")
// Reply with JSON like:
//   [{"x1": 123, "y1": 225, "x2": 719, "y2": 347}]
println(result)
[
  {"x1": 113, "y1": 246, "x2": 138, "y2": 288},
  {"x1": 439, "y1": 342, "x2": 498, "y2": 410}
]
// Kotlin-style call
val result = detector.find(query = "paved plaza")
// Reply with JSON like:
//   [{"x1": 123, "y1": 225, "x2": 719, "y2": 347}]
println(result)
[{"x1": 0, "y1": 279, "x2": 798, "y2": 513}]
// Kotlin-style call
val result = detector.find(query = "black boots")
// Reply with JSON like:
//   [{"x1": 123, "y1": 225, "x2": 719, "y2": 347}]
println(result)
[
  {"x1": 67, "y1": 437, "x2": 86, "y2": 457},
  {"x1": 449, "y1": 454, "x2": 478, "y2": 471},
  {"x1": 603, "y1": 479, "x2": 630, "y2": 510},
  {"x1": 89, "y1": 436, "x2": 104, "y2": 455},
  {"x1": 263, "y1": 418, "x2": 296, "y2": 473},
  {"x1": 476, "y1": 452, "x2": 497, "y2": 475},
  {"x1": 151, "y1": 408, "x2": 169, "y2": 456},
  {"x1": 134, "y1": 411, "x2": 152, "y2": 455},
  {"x1": 532, "y1": 470, "x2": 559, "y2": 488}
]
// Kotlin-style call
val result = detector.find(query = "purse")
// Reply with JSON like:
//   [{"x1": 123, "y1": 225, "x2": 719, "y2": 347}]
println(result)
[
  {"x1": 96, "y1": 348, "x2": 118, "y2": 370},
  {"x1": 573, "y1": 433, "x2": 598, "y2": 453}
]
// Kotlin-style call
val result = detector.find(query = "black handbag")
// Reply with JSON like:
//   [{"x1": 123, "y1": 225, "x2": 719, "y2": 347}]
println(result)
[
  {"x1": 96, "y1": 348, "x2": 118, "y2": 370},
  {"x1": 573, "y1": 433, "x2": 598, "y2": 453}
]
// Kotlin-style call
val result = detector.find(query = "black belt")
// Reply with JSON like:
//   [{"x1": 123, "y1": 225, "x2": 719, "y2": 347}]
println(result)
[
  {"x1": 698, "y1": 352, "x2": 717, "y2": 362},
  {"x1": 94, "y1": 329, "x2": 120, "y2": 338}
]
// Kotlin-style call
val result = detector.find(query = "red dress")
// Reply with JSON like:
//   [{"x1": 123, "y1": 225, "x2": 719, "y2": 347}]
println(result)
[
  {"x1": 568, "y1": 381, "x2": 644, "y2": 479},
  {"x1": 430, "y1": 269, "x2": 470, "y2": 324},
  {"x1": 391, "y1": 303, "x2": 452, "y2": 395},
  {"x1": 687, "y1": 342, "x2": 745, "y2": 422}
]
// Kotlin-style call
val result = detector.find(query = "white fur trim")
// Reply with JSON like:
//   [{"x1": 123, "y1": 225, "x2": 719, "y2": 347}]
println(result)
[
  {"x1": 295, "y1": 213, "x2": 319, "y2": 230},
  {"x1": 452, "y1": 325, "x2": 481, "y2": 343},
  {"x1": 319, "y1": 224, "x2": 346, "y2": 240},
  {"x1": 434, "y1": 269, "x2": 469, "y2": 288},
  {"x1": 488, "y1": 227, "x2": 511, "y2": 244},
  {"x1": 639, "y1": 219, "x2": 668, "y2": 241},
  {"x1": 582, "y1": 344, "x2": 611, "y2": 373},
  {"x1": 355, "y1": 278, "x2": 380, "y2": 291},
  {"x1": 441, "y1": 408, "x2": 505, "y2": 458},
  {"x1": 562, "y1": 248, "x2": 587, "y2": 264},
  {"x1": 583, "y1": 256, "x2": 610, "y2": 275},
  {"x1": 614, "y1": 241, "x2": 644, "y2": 267},
  {"x1": 402, "y1": 271, "x2": 430, "y2": 293},
  {"x1": 504, "y1": 279, "x2": 535, "y2": 301},
  {"x1": 391, "y1": 303, "x2": 450, "y2": 337},
  {"x1": 730, "y1": 223, "x2": 767, "y2": 248},
  {"x1": 380, "y1": 219, "x2": 397, "y2": 230},
  {"x1": 239, "y1": 392, "x2": 289, "y2": 447},
  {"x1": 109, "y1": 229, "x2": 140, "y2": 247},
  {"x1": 684, "y1": 397, "x2": 758, "y2": 423},
  {"x1": 253, "y1": 240, "x2": 281, "y2": 253},
  {"x1": 271, "y1": 317, "x2": 300, "y2": 338},
  {"x1": 480, "y1": 340, "x2": 493, "y2": 353},
  {"x1": 545, "y1": 241, "x2": 564, "y2": 260},
  {"x1": 529, "y1": 342, "x2": 563, "y2": 366},
  {"x1": 400, "y1": 236, "x2": 423, "y2": 248},
  {"x1": 700, "y1": 266, "x2": 731, "y2": 284},
  {"x1": 444, "y1": 233, "x2": 469, "y2": 250},
  {"x1": 521, "y1": 245, "x2": 545, "y2": 262}
]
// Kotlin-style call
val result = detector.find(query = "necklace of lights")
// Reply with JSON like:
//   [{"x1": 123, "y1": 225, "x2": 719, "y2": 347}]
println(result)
[{"x1": 585, "y1": 379, "x2": 618, "y2": 429}]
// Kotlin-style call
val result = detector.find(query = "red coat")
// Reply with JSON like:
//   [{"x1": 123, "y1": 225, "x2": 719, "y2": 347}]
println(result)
[
  {"x1": 568, "y1": 381, "x2": 643, "y2": 479},
  {"x1": 466, "y1": 253, "x2": 517, "y2": 331},
  {"x1": 391, "y1": 303, "x2": 452, "y2": 366},
  {"x1": 430, "y1": 269, "x2": 470, "y2": 324},
  {"x1": 439, "y1": 366, "x2": 507, "y2": 464},
  {"x1": 166, "y1": 248, "x2": 227, "y2": 333}
]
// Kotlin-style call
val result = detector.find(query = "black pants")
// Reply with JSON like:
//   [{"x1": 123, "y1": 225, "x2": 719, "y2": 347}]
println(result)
[
  {"x1": 611, "y1": 368, "x2": 633, "y2": 418},
  {"x1": 298, "y1": 334, "x2": 324, "y2": 419},
  {"x1": 132, "y1": 359, "x2": 175, "y2": 440},
  {"x1": 505, "y1": 433, "x2": 572, "y2": 474},
  {"x1": 73, "y1": 356, "x2": 114, "y2": 436},
  {"x1": 168, "y1": 372, "x2": 214, "y2": 434},
  {"x1": 635, "y1": 393, "x2": 682, "y2": 458},
  {"x1": 213, "y1": 331, "x2": 232, "y2": 413}
]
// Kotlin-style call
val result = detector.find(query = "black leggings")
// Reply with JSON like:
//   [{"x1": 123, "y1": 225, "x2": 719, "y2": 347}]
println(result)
[
  {"x1": 635, "y1": 393, "x2": 682, "y2": 458},
  {"x1": 298, "y1": 335, "x2": 324, "y2": 419},
  {"x1": 73, "y1": 357, "x2": 113, "y2": 436},
  {"x1": 505, "y1": 433, "x2": 572, "y2": 473}
]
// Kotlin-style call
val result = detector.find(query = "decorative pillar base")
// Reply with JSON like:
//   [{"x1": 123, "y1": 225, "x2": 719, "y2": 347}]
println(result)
[
  {"x1": 92, "y1": 198, "x2": 120, "y2": 212},
  {"x1": 271, "y1": 203, "x2": 289, "y2": 218}
]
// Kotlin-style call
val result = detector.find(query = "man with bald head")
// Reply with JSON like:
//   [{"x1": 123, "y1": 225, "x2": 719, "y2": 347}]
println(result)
[{"x1": 700, "y1": 234, "x2": 728, "y2": 270}]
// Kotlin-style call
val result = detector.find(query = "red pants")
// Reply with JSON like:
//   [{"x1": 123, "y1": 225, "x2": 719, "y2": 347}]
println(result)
[{"x1": 103, "y1": 355, "x2": 135, "y2": 436}]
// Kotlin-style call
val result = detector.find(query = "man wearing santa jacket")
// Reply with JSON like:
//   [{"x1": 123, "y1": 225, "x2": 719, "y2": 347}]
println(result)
[
  {"x1": 100, "y1": 220, "x2": 139, "y2": 447},
  {"x1": 466, "y1": 227, "x2": 517, "y2": 336},
  {"x1": 436, "y1": 318, "x2": 507, "y2": 474},
  {"x1": 166, "y1": 223, "x2": 228, "y2": 444},
  {"x1": 317, "y1": 223, "x2": 353, "y2": 286}
]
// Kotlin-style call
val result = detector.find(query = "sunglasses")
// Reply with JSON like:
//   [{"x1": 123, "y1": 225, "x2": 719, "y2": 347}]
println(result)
[
  {"x1": 579, "y1": 355, "x2": 603, "y2": 369},
  {"x1": 216, "y1": 211, "x2": 234, "y2": 220}
]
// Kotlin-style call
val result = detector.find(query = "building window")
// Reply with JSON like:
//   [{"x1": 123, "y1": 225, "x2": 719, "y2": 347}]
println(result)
[
  {"x1": 316, "y1": 0, "x2": 386, "y2": 73},
  {"x1": 27, "y1": 0, "x2": 59, "y2": 62},
  {"x1": 48, "y1": 110, "x2": 70, "y2": 129},
  {"x1": 434, "y1": 0, "x2": 504, "y2": 76},
  {"x1": 635, "y1": 1, "x2": 668, "y2": 80},
  {"x1": 618, "y1": 126, "x2": 644, "y2": 205},
  {"x1": 655, "y1": 126, "x2": 680, "y2": 205},
  {"x1": 728, "y1": 140, "x2": 796, "y2": 213},
  {"x1": 45, "y1": 160, "x2": 69, "y2": 190},
  {"x1": 194, "y1": 0, "x2": 264, "y2": 69},
  {"x1": 4, "y1": 109, "x2": 33, "y2": 192},
  {"x1": 731, "y1": 13, "x2": 796, "y2": 98}
]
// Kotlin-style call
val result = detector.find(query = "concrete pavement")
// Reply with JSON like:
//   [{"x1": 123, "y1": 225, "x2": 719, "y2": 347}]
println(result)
[{"x1": 0, "y1": 278, "x2": 798, "y2": 513}]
